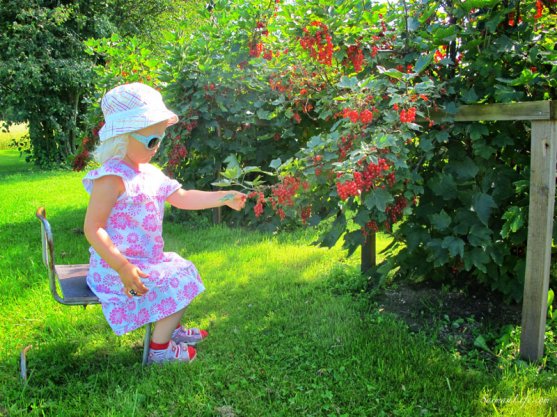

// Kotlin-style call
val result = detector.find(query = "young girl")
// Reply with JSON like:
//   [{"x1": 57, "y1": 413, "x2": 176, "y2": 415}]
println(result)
[{"x1": 83, "y1": 82, "x2": 246, "y2": 364}]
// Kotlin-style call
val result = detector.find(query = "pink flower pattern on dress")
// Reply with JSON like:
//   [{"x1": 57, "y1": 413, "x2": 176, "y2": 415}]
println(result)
[
  {"x1": 126, "y1": 244, "x2": 144, "y2": 258},
  {"x1": 145, "y1": 201, "x2": 157, "y2": 212},
  {"x1": 135, "y1": 308, "x2": 150, "y2": 326},
  {"x1": 83, "y1": 158, "x2": 205, "y2": 335},
  {"x1": 182, "y1": 282, "x2": 199, "y2": 301},
  {"x1": 111, "y1": 212, "x2": 134, "y2": 230},
  {"x1": 109, "y1": 307, "x2": 127, "y2": 324},
  {"x1": 127, "y1": 233, "x2": 139, "y2": 244},
  {"x1": 157, "y1": 297, "x2": 177, "y2": 316},
  {"x1": 111, "y1": 232, "x2": 124, "y2": 246},
  {"x1": 142, "y1": 214, "x2": 158, "y2": 232}
]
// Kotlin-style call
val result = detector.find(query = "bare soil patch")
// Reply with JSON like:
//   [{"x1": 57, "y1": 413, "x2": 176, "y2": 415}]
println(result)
[{"x1": 374, "y1": 282, "x2": 522, "y2": 354}]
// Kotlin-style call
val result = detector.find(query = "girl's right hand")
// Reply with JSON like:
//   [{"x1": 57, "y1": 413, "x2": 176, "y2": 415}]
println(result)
[{"x1": 118, "y1": 263, "x2": 149, "y2": 298}]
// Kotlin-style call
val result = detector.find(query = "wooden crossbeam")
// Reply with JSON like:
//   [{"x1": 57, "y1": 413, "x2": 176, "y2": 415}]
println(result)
[{"x1": 455, "y1": 100, "x2": 557, "y2": 122}]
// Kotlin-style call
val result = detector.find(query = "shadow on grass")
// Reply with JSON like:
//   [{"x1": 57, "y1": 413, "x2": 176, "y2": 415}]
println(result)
[
  {"x1": 7, "y1": 278, "x2": 495, "y2": 416},
  {"x1": 0, "y1": 150, "x2": 36, "y2": 176},
  {"x1": 2, "y1": 207, "x2": 508, "y2": 416}
]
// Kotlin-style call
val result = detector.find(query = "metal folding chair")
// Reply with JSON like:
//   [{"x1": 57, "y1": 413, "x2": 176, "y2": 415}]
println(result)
[{"x1": 26, "y1": 207, "x2": 152, "y2": 371}]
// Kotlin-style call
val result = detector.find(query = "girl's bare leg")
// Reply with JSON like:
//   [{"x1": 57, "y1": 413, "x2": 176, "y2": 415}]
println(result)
[{"x1": 151, "y1": 308, "x2": 185, "y2": 343}]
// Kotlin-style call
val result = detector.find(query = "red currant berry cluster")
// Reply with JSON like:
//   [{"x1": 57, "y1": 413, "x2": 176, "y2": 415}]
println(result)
[
  {"x1": 271, "y1": 176, "x2": 302, "y2": 207},
  {"x1": 385, "y1": 196, "x2": 408, "y2": 224},
  {"x1": 301, "y1": 206, "x2": 312, "y2": 224},
  {"x1": 167, "y1": 141, "x2": 188, "y2": 172},
  {"x1": 336, "y1": 158, "x2": 393, "y2": 201},
  {"x1": 336, "y1": 180, "x2": 360, "y2": 200},
  {"x1": 341, "y1": 108, "x2": 374, "y2": 125},
  {"x1": 249, "y1": 42, "x2": 263, "y2": 57},
  {"x1": 338, "y1": 135, "x2": 354, "y2": 160},
  {"x1": 346, "y1": 44, "x2": 365, "y2": 72},
  {"x1": 299, "y1": 21, "x2": 333, "y2": 66},
  {"x1": 248, "y1": 191, "x2": 266, "y2": 218},
  {"x1": 361, "y1": 220, "x2": 379, "y2": 238},
  {"x1": 393, "y1": 104, "x2": 417, "y2": 123}
]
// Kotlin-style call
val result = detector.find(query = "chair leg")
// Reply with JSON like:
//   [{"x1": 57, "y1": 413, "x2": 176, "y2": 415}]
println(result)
[{"x1": 142, "y1": 323, "x2": 152, "y2": 366}]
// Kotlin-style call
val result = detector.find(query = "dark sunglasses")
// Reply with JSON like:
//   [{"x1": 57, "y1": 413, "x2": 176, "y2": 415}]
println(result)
[{"x1": 130, "y1": 132, "x2": 165, "y2": 149}]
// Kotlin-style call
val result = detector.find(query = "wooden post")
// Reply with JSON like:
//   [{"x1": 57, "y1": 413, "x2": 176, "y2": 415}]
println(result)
[
  {"x1": 212, "y1": 207, "x2": 222, "y2": 224},
  {"x1": 519, "y1": 120, "x2": 557, "y2": 361},
  {"x1": 361, "y1": 232, "x2": 376, "y2": 274}
]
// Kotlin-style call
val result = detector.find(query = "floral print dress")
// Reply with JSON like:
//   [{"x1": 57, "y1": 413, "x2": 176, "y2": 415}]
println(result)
[{"x1": 83, "y1": 158, "x2": 205, "y2": 335}]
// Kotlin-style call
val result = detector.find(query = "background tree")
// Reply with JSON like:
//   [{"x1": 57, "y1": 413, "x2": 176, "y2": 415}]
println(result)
[{"x1": 0, "y1": 0, "x2": 183, "y2": 166}]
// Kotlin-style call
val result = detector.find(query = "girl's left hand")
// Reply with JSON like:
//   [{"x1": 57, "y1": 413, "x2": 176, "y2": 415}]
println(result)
[{"x1": 220, "y1": 191, "x2": 248, "y2": 211}]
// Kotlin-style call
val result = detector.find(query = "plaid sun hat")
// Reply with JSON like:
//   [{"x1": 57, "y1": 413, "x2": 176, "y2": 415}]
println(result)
[{"x1": 98, "y1": 83, "x2": 179, "y2": 142}]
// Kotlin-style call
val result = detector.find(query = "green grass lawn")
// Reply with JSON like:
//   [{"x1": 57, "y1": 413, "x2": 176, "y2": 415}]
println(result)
[{"x1": 0, "y1": 151, "x2": 556, "y2": 417}]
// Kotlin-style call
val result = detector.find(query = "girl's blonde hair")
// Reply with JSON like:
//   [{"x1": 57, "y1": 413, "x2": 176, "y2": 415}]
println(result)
[{"x1": 92, "y1": 134, "x2": 129, "y2": 164}]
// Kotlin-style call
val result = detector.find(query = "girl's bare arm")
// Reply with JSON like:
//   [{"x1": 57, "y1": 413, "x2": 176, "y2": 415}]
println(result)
[
  {"x1": 83, "y1": 175, "x2": 148, "y2": 296},
  {"x1": 167, "y1": 189, "x2": 247, "y2": 211}
]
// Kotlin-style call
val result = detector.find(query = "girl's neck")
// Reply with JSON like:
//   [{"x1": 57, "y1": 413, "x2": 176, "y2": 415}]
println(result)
[{"x1": 122, "y1": 156, "x2": 141, "y2": 172}]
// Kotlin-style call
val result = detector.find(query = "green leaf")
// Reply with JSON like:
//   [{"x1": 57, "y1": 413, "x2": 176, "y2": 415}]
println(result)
[
  {"x1": 432, "y1": 25, "x2": 457, "y2": 42},
  {"x1": 377, "y1": 66, "x2": 404, "y2": 80},
  {"x1": 501, "y1": 206, "x2": 524, "y2": 238},
  {"x1": 307, "y1": 135, "x2": 323, "y2": 149},
  {"x1": 308, "y1": 214, "x2": 322, "y2": 227},
  {"x1": 434, "y1": 131, "x2": 450, "y2": 143},
  {"x1": 473, "y1": 193, "x2": 497, "y2": 226},
  {"x1": 418, "y1": 5, "x2": 437, "y2": 23},
  {"x1": 242, "y1": 166, "x2": 273, "y2": 176},
  {"x1": 337, "y1": 76, "x2": 359, "y2": 89},
  {"x1": 428, "y1": 174, "x2": 458, "y2": 200},
  {"x1": 473, "y1": 335, "x2": 492, "y2": 353},
  {"x1": 464, "y1": 247, "x2": 490, "y2": 273},
  {"x1": 453, "y1": 211, "x2": 477, "y2": 235},
  {"x1": 224, "y1": 154, "x2": 241, "y2": 170},
  {"x1": 444, "y1": 102, "x2": 458, "y2": 115},
  {"x1": 442, "y1": 236, "x2": 465, "y2": 258},
  {"x1": 269, "y1": 158, "x2": 282, "y2": 170},
  {"x1": 343, "y1": 230, "x2": 365, "y2": 257},
  {"x1": 461, "y1": 0, "x2": 500, "y2": 12},
  {"x1": 473, "y1": 142, "x2": 497, "y2": 160},
  {"x1": 469, "y1": 124, "x2": 489, "y2": 140},
  {"x1": 486, "y1": 15, "x2": 505, "y2": 33},
  {"x1": 461, "y1": 88, "x2": 478, "y2": 104},
  {"x1": 468, "y1": 224, "x2": 492, "y2": 247},
  {"x1": 419, "y1": 137, "x2": 434, "y2": 152},
  {"x1": 222, "y1": 166, "x2": 241, "y2": 180},
  {"x1": 407, "y1": 17, "x2": 420, "y2": 32},
  {"x1": 320, "y1": 213, "x2": 347, "y2": 248},
  {"x1": 354, "y1": 209, "x2": 371, "y2": 227},
  {"x1": 425, "y1": 239, "x2": 450, "y2": 267},
  {"x1": 430, "y1": 210, "x2": 451, "y2": 231},
  {"x1": 364, "y1": 189, "x2": 394, "y2": 212},
  {"x1": 256, "y1": 109, "x2": 271, "y2": 120},
  {"x1": 449, "y1": 156, "x2": 478, "y2": 180},
  {"x1": 211, "y1": 179, "x2": 233, "y2": 187},
  {"x1": 414, "y1": 53, "x2": 434, "y2": 74}
]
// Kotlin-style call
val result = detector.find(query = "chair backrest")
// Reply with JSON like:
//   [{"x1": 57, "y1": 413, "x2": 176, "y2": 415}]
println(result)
[
  {"x1": 35, "y1": 207, "x2": 63, "y2": 303},
  {"x1": 36, "y1": 207, "x2": 99, "y2": 306}
]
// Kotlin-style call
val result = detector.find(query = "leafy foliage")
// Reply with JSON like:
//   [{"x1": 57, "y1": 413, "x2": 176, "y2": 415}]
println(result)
[
  {"x1": 81, "y1": 0, "x2": 557, "y2": 300},
  {"x1": 387, "y1": 0, "x2": 557, "y2": 301}
]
